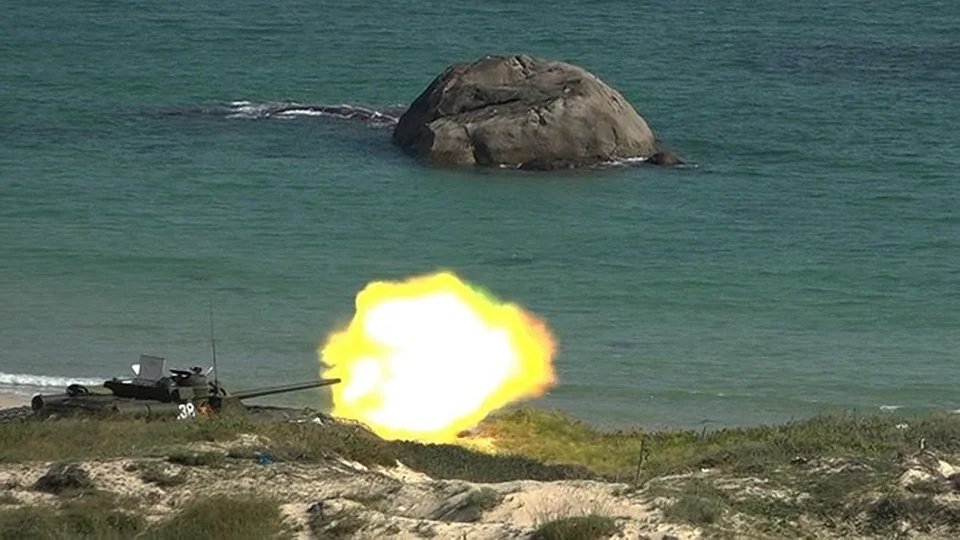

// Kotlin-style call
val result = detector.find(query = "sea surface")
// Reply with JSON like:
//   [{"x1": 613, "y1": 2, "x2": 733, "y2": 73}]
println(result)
[{"x1": 1, "y1": 1, "x2": 958, "y2": 428}]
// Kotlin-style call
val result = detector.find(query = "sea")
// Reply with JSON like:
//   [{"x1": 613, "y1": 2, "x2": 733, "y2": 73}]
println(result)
[{"x1": 1, "y1": 1, "x2": 958, "y2": 429}]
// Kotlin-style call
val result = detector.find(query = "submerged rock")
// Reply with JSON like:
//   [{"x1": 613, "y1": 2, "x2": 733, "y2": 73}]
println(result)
[
  {"x1": 647, "y1": 149, "x2": 685, "y2": 166},
  {"x1": 394, "y1": 55, "x2": 672, "y2": 170}
]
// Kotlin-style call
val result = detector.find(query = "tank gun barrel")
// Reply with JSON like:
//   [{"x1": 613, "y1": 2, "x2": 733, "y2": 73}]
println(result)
[{"x1": 229, "y1": 378, "x2": 341, "y2": 401}]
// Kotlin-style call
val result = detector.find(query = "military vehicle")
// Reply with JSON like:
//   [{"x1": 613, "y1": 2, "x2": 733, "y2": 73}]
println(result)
[{"x1": 29, "y1": 354, "x2": 340, "y2": 420}]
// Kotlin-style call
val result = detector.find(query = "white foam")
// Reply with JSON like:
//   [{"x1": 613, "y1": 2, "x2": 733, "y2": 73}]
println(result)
[
  {"x1": 0, "y1": 372, "x2": 104, "y2": 389},
  {"x1": 616, "y1": 156, "x2": 650, "y2": 164},
  {"x1": 225, "y1": 100, "x2": 286, "y2": 119},
  {"x1": 275, "y1": 108, "x2": 329, "y2": 117},
  {"x1": 223, "y1": 100, "x2": 398, "y2": 124},
  {"x1": 878, "y1": 404, "x2": 902, "y2": 411}
]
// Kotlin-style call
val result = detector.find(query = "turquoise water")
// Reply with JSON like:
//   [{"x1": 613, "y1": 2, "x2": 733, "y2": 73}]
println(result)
[{"x1": 2, "y1": 1, "x2": 958, "y2": 427}]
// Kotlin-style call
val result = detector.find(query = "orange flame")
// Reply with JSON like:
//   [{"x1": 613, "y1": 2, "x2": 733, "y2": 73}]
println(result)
[{"x1": 319, "y1": 271, "x2": 556, "y2": 443}]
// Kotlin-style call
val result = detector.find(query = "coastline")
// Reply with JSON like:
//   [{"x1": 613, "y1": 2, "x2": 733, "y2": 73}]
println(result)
[
  {"x1": 2, "y1": 409, "x2": 960, "y2": 537},
  {"x1": 0, "y1": 392, "x2": 28, "y2": 409}
]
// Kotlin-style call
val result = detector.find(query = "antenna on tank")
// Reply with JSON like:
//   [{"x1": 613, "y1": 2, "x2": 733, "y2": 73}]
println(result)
[{"x1": 209, "y1": 296, "x2": 220, "y2": 392}]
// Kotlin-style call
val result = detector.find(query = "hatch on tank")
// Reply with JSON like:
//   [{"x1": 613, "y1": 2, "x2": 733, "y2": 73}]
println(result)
[{"x1": 132, "y1": 355, "x2": 166, "y2": 384}]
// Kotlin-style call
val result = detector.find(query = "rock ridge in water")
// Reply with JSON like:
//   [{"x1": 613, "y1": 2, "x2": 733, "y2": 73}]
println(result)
[{"x1": 393, "y1": 54, "x2": 665, "y2": 170}]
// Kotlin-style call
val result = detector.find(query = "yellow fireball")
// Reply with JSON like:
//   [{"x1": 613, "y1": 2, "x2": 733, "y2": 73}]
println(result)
[{"x1": 319, "y1": 271, "x2": 556, "y2": 443}]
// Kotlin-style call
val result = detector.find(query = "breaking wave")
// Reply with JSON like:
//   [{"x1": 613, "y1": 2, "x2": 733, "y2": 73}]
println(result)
[
  {"x1": 0, "y1": 372, "x2": 105, "y2": 390},
  {"x1": 163, "y1": 100, "x2": 403, "y2": 127}
]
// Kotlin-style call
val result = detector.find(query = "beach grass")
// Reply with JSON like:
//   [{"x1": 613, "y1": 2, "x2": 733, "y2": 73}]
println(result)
[
  {"x1": 479, "y1": 408, "x2": 960, "y2": 480},
  {"x1": 140, "y1": 494, "x2": 285, "y2": 540},
  {"x1": 0, "y1": 491, "x2": 284, "y2": 540},
  {"x1": 530, "y1": 514, "x2": 620, "y2": 540},
  {"x1": 4, "y1": 408, "x2": 960, "y2": 537},
  {"x1": 0, "y1": 492, "x2": 146, "y2": 540},
  {"x1": 3, "y1": 408, "x2": 960, "y2": 484}
]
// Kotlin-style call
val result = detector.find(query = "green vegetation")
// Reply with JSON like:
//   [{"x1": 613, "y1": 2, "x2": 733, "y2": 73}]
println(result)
[
  {"x1": 0, "y1": 493, "x2": 146, "y2": 540},
  {"x1": 0, "y1": 418, "x2": 249, "y2": 463},
  {"x1": 481, "y1": 408, "x2": 960, "y2": 480},
  {"x1": 0, "y1": 492, "x2": 283, "y2": 540},
  {"x1": 865, "y1": 492, "x2": 960, "y2": 535},
  {"x1": 0, "y1": 415, "x2": 587, "y2": 483},
  {"x1": 530, "y1": 514, "x2": 620, "y2": 540},
  {"x1": 133, "y1": 462, "x2": 187, "y2": 488},
  {"x1": 4, "y1": 409, "x2": 960, "y2": 538},
  {"x1": 141, "y1": 494, "x2": 284, "y2": 540},
  {"x1": 0, "y1": 417, "x2": 394, "y2": 469},
  {"x1": 659, "y1": 478, "x2": 727, "y2": 526},
  {"x1": 393, "y1": 440, "x2": 593, "y2": 482},
  {"x1": 646, "y1": 459, "x2": 960, "y2": 537},
  {"x1": 33, "y1": 463, "x2": 94, "y2": 495},
  {"x1": 166, "y1": 451, "x2": 225, "y2": 468},
  {"x1": 4, "y1": 410, "x2": 960, "y2": 485}
]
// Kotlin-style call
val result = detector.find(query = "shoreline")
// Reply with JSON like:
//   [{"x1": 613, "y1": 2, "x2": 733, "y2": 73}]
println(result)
[
  {"x1": 2, "y1": 408, "x2": 960, "y2": 537},
  {"x1": 0, "y1": 391, "x2": 29, "y2": 409}
]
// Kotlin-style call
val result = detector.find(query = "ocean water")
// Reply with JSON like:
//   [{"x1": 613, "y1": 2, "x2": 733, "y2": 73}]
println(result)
[{"x1": 1, "y1": 1, "x2": 958, "y2": 428}]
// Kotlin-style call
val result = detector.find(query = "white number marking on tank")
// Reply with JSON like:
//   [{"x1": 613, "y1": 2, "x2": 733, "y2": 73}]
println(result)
[{"x1": 177, "y1": 402, "x2": 197, "y2": 420}]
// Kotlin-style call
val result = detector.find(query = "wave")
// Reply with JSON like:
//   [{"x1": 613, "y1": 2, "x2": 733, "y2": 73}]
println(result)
[
  {"x1": 158, "y1": 101, "x2": 404, "y2": 127},
  {"x1": 0, "y1": 372, "x2": 105, "y2": 390},
  {"x1": 225, "y1": 101, "x2": 402, "y2": 126}
]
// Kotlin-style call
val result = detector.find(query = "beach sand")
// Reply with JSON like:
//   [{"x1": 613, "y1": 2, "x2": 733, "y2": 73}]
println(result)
[{"x1": 0, "y1": 392, "x2": 29, "y2": 409}]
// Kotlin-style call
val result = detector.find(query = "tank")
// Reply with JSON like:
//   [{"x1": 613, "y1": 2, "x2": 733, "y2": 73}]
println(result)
[{"x1": 30, "y1": 354, "x2": 340, "y2": 420}]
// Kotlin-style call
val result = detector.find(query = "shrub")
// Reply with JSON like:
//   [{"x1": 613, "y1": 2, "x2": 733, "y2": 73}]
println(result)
[
  {"x1": 531, "y1": 514, "x2": 619, "y2": 540},
  {"x1": 33, "y1": 463, "x2": 94, "y2": 495},
  {"x1": 661, "y1": 479, "x2": 727, "y2": 526},
  {"x1": 142, "y1": 494, "x2": 283, "y2": 540},
  {"x1": 0, "y1": 493, "x2": 145, "y2": 540}
]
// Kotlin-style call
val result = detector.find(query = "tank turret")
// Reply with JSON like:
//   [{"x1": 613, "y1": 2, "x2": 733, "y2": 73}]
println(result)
[{"x1": 30, "y1": 354, "x2": 340, "y2": 420}]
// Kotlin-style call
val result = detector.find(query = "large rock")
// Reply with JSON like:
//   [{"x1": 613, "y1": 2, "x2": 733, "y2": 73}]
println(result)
[{"x1": 393, "y1": 55, "x2": 660, "y2": 170}]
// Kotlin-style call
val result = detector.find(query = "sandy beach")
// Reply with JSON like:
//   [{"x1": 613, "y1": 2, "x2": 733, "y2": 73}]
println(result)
[{"x1": 0, "y1": 391, "x2": 29, "y2": 409}]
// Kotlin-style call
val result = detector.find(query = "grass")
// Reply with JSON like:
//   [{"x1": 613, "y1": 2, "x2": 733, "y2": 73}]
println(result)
[
  {"x1": 0, "y1": 418, "x2": 250, "y2": 463},
  {"x1": 0, "y1": 493, "x2": 146, "y2": 540},
  {"x1": 393, "y1": 440, "x2": 593, "y2": 482},
  {"x1": 141, "y1": 494, "x2": 284, "y2": 540},
  {"x1": 0, "y1": 415, "x2": 590, "y2": 482},
  {"x1": 0, "y1": 492, "x2": 283, "y2": 540},
  {"x1": 6, "y1": 409, "x2": 960, "y2": 537},
  {"x1": 865, "y1": 492, "x2": 960, "y2": 534},
  {"x1": 659, "y1": 478, "x2": 728, "y2": 526},
  {"x1": 479, "y1": 408, "x2": 960, "y2": 481},
  {"x1": 530, "y1": 515, "x2": 620, "y2": 540},
  {"x1": 134, "y1": 462, "x2": 187, "y2": 487},
  {"x1": 648, "y1": 457, "x2": 960, "y2": 537},
  {"x1": 0, "y1": 417, "x2": 395, "y2": 469},
  {"x1": 166, "y1": 451, "x2": 225, "y2": 467},
  {"x1": 5, "y1": 410, "x2": 960, "y2": 486}
]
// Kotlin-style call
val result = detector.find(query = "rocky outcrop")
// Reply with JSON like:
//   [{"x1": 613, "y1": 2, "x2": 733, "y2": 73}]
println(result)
[{"x1": 393, "y1": 55, "x2": 671, "y2": 170}]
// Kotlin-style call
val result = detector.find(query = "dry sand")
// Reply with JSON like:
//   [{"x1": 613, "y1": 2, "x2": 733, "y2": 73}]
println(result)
[{"x1": 0, "y1": 392, "x2": 29, "y2": 409}]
